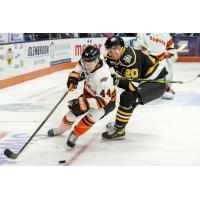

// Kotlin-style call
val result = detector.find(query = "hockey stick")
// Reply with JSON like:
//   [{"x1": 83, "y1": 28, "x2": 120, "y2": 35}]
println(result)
[
  {"x1": 118, "y1": 73, "x2": 200, "y2": 84},
  {"x1": 142, "y1": 43, "x2": 187, "y2": 56},
  {"x1": 4, "y1": 88, "x2": 72, "y2": 160},
  {"x1": 165, "y1": 43, "x2": 187, "y2": 54}
]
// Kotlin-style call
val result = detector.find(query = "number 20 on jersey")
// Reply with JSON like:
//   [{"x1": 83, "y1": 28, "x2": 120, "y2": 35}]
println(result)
[{"x1": 125, "y1": 68, "x2": 138, "y2": 78}]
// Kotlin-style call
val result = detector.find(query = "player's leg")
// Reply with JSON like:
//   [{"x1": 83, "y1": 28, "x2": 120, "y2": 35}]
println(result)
[
  {"x1": 48, "y1": 95, "x2": 89, "y2": 137},
  {"x1": 162, "y1": 62, "x2": 175, "y2": 99},
  {"x1": 102, "y1": 91, "x2": 137, "y2": 140},
  {"x1": 137, "y1": 82, "x2": 166, "y2": 104},
  {"x1": 67, "y1": 108, "x2": 105, "y2": 149},
  {"x1": 102, "y1": 82, "x2": 166, "y2": 140},
  {"x1": 48, "y1": 111, "x2": 76, "y2": 137},
  {"x1": 67, "y1": 99, "x2": 116, "y2": 149}
]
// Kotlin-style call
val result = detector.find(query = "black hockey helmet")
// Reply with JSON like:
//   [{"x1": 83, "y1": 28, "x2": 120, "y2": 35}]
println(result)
[
  {"x1": 105, "y1": 36, "x2": 125, "y2": 49},
  {"x1": 81, "y1": 46, "x2": 100, "y2": 62}
]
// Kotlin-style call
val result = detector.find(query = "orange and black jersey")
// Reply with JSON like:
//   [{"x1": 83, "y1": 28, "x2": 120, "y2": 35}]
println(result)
[{"x1": 104, "y1": 45, "x2": 160, "y2": 80}]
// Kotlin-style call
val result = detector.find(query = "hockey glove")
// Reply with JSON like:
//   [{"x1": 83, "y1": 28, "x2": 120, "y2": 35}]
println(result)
[
  {"x1": 67, "y1": 76, "x2": 78, "y2": 91},
  {"x1": 68, "y1": 97, "x2": 90, "y2": 117},
  {"x1": 111, "y1": 74, "x2": 120, "y2": 86}
]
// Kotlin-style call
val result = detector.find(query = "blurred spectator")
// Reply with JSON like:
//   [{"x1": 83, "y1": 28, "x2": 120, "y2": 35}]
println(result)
[
  {"x1": 60, "y1": 33, "x2": 76, "y2": 38},
  {"x1": 24, "y1": 33, "x2": 34, "y2": 42},
  {"x1": 125, "y1": 33, "x2": 137, "y2": 37},
  {"x1": 88, "y1": 33, "x2": 104, "y2": 37},
  {"x1": 79, "y1": 33, "x2": 89, "y2": 38},
  {"x1": 73, "y1": 33, "x2": 79, "y2": 38},
  {"x1": 115, "y1": 33, "x2": 127, "y2": 37},
  {"x1": 50, "y1": 33, "x2": 62, "y2": 39},
  {"x1": 115, "y1": 33, "x2": 137, "y2": 37},
  {"x1": 102, "y1": 33, "x2": 114, "y2": 37},
  {"x1": 193, "y1": 33, "x2": 200, "y2": 36},
  {"x1": 34, "y1": 33, "x2": 50, "y2": 41}
]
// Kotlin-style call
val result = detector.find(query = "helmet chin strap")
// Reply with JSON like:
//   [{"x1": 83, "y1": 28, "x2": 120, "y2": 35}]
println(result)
[{"x1": 116, "y1": 47, "x2": 123, "y2": 59}]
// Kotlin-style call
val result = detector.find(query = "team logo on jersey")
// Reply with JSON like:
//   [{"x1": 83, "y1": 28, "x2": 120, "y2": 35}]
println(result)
[
  {"x1": 123, "y1": 55, "x2": 132, "y2": 64},
  {"x1": 100, "y1": 77, "x2": 108, "y2": 82}
]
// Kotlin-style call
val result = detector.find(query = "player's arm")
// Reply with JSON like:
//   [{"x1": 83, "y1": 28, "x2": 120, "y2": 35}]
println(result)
[
  {"x1": 117, "y1": 79, "x2": 139, "y2": 92},
  {"x1": 165, "y1": 34, "x2": 178, "y2": 64},
  {"x1": 166, "y1": 34, "x2": 174, "y2": 50},
  {"x1": 67, "y1": 60, "x2": 84, "y2": 90},
  {"x1": 142, "y1": 51, "x2": 168, "y2": 80}
]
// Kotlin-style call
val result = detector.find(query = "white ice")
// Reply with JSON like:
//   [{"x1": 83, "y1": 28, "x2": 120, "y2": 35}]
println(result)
[{"x1": 0, "y1": 62, "x2": 200, "y2": 165}]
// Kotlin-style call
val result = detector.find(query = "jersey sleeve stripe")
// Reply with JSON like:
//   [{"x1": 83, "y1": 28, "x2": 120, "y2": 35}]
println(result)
[
  {"x1": 166, "y1": 38, "x2": 173, "y2": 49},
  {"x1": 144, "y1": 62, "x2": 159, "y2": 78}
]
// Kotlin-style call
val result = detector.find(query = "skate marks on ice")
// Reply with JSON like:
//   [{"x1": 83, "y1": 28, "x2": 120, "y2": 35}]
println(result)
[
  {"x1": 0, "y1": 103, "x2": 48, "y2": 112},
  {"x1": 0, "y1": 132, "x2": 48, "y2": 165},
  {"x1": 0, "y1": 129, "x2": 102, "y2": 166},
  {"x1": 149, "y1": 92, "x2": 200, "y2": 107},
  {"x1": 0, "y1": 131, "x2": 8, "y2": 140},
  {"x1": 61, "y1": 132, "x2": 101, "y2": 166}
]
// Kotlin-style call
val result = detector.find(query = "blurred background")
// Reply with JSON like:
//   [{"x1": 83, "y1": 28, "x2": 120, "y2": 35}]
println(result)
[{"x1": 1, "y1": 33, "x2": 200, "y2": 57}]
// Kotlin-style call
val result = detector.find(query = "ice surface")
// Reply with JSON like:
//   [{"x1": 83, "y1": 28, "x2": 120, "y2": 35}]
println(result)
[{"x1": 0, "y1": 62, "x2": 200, "y2": 165}]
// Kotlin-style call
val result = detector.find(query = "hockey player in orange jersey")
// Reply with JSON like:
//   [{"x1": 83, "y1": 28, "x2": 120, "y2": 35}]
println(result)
[{"x1": 48, "y1": 46, "x2": 116, "y2": 150}]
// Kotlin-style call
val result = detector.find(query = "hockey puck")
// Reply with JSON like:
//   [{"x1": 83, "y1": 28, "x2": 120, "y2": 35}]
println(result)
[{"x1": 59, "y1": 160, "x2": 65, "y2": 164}]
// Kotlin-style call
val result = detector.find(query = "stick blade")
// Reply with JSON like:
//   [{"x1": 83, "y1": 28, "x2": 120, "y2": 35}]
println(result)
[{"x1": 4, "y1": 149, "x2": 18, "y2": 159}]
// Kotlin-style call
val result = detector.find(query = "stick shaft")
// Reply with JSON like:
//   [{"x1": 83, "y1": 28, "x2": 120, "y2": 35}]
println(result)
[
  {"x1": 119, "y1": 78, "x2": 183, "y2": 84},
  {"x1": 12, "y1": 90, "x2": 69, "y2": 158}
]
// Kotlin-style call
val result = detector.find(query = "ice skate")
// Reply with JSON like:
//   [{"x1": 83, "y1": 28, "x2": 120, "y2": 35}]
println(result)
[
  {"x1": 106, "y1": 122, "x2": 114, "y2": 130},
  {"x1": 66, "y1": 131, "x2": 78, "y2": 150},
  {"x1": 102, "y1": 126, "x2": 125, "y2": 140},
  {"x1": 162, "y1": 86, "x2": 175, "y2": 99},
  {"x1": 47, "y1": 128, "x2": 64, "y2": 137}
]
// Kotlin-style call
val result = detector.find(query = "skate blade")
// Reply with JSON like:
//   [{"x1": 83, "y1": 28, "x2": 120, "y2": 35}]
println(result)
[
  {"x1": 101, "y1": 136, "x2": 125, "y2": 141},
  {"x1": 66, "y1": 146, "x2": 75, "y2": 151},
  {"x1": 162, "y1": 94, "x2": 174, "y2": 100}
]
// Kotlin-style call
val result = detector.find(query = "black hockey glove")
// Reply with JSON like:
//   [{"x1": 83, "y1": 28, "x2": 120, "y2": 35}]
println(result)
[
  {"x1": 68, "y1": 97, "x2": 90, "y2": 117},
  {"x1": 111, "y1": 74, "x2": 120, "y2": 86},
  {"x1": 67, "y1": 76, "x2": 78, "y2": 91}
]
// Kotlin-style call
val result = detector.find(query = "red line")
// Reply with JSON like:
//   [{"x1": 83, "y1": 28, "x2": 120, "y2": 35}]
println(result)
[
  {"x1": 64, "y1": 133, "x2": 100, "y2": 166},
  {"x1": 0, "y1": 131, "x2": 8, "y2": 140}
]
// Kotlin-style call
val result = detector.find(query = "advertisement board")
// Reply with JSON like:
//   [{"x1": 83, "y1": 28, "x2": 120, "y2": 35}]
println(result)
[
  {"x1": 49, "y1": 39, "x2": 71, "y2": 66},
  {"x1": 0, "y1": 43, "x2": 25, "y2": 80},
  {"x1": 173, "y1": 35, "x2": 200, "y2": 56},
  {"x1": 9, "y1": 33, "x2": 24, "y2": 43},
  {"x1": 0, "y1": 33, "x2": 9, "y2": 44},
  {"x1": 0, "y1": 37, "x2": 140, "y2": 80},
  {"x1": 25, "y1": 41, "x2": 51, "y2": 72},
  {"x1": 70, "y1": 37, "x2": 136, "y2": 62},
  {"x1": 70, "y1": 38, "x2": 107, "y2": 62}
]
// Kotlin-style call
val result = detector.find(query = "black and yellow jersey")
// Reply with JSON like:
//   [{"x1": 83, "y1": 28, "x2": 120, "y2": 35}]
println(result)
[
  {"x1": 104, "y1": 45, "x2": 167, "y2": 92},
  {"x1": 104, "y1": 45, "x2": 159, "y2": 79}
]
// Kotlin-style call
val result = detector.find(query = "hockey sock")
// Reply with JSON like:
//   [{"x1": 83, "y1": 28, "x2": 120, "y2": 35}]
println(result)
[
  {"x1": 73, "y1": 115, "x2": 96, "y2": 137},
  {"x1": 115, "y1": 105, "x2": 134, "y2": 130},
  {"x1": 58, "y1": 116, "x2": 74, "y2": 133}
]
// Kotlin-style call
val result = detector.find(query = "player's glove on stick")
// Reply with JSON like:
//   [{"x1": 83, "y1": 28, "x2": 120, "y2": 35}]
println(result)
[
  {"x1": 67, "y1": 77, "x2": 78, "y2": 91},
  {"x1": 68, "y1": 97, "x2": 90, "y2": 117},
  {"x1": 111, "y1": 74, "x2": 120, "y2": 86}
]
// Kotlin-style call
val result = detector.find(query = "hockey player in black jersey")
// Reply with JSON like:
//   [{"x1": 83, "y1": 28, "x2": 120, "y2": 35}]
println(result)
[{"x1": 102, "y1": 36, "x2": 168, "y2": 140}]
